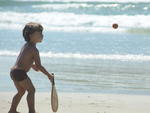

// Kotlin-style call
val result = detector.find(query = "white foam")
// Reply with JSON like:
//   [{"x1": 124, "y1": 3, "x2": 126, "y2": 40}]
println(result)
[
  {"x1": 1, "y1": 50, "x2": 150, "y2": 61},
  {"x1": 0, "y1": 11, "x2": 150, "y2": 33},
  {"x1": 32, "y1": 3, "x2": 119, "y2": 9},
  {"x1": 32, "y1": 3, "x2": 93, "y2": 9},
  {"x1": 0, "y1": 50, "x2": 19, "y2": 56}
]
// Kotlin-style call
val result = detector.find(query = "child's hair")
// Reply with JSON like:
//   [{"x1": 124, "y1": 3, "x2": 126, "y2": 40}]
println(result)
[{"x1": 23, "y1": 22, "x2": 43, "y2": 42}]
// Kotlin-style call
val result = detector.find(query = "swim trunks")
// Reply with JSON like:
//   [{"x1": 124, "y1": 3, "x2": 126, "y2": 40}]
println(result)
[{"x1": 10, "y1": 69, "x2": 28, "y2": 81}]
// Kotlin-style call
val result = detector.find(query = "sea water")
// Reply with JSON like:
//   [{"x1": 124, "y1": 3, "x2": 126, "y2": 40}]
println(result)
[{"x1": 0, "y1": 0, "x2": 150, "y2": 95}]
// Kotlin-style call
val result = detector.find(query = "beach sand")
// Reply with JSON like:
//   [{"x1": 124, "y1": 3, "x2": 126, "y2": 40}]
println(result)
[{"x1": 1, "y1": 92, "x2": 150, "y2": 113}]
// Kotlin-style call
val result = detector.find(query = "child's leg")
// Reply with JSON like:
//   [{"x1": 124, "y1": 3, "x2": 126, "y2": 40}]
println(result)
[
  {"x1": 18, "y1": 77, "x2": 36, "y2": 113},
  {"x1": 26, "y1": 77, "x2": 36, "y2": 113},
  {"x1": 8, "y1": 80, "x2": 26, "y2": 113}
]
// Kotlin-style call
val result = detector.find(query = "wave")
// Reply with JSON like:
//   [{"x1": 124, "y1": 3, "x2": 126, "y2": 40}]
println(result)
[
  {"x1": 32, "y1": 3, "x2": 119, "y2": 9},
  {"x1": 32, "y1": 3, "x2": 150, "y2": 16},
  {"x1": 13, "y1": 0, "x2": 150, "y2": 3},
  {"x1": 1, "y1": 50, "x2": 150, "y2": 61},
  {"x1": 1, "y1": 11, "x2": 150, "y2": 33}
]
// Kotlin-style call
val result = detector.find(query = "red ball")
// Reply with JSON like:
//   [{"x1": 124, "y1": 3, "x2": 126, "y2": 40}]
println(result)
[{"x1": 112, "y1": 23, "x2": 118, "y2": 29}]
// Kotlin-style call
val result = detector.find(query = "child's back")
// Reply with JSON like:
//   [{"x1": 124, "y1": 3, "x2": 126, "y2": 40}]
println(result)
[{"x1": 12, "y1": 42, "x2": 36, "y2": 72}]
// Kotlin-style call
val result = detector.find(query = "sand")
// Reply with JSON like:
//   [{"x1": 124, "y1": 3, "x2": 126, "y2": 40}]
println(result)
[{"x1": 1, "y1": 92, "x2": 150, "y2": 113}]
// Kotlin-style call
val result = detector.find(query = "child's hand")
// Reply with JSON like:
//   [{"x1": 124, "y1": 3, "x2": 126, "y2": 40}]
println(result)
[{"x1": 47, "y1": 73, "x2": 54, "y2": 83}]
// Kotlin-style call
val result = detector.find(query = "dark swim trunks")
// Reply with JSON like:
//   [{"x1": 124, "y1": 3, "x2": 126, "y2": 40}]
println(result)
[{"x1": 10, "y1": 69, "x2": 28, "y2": 81}]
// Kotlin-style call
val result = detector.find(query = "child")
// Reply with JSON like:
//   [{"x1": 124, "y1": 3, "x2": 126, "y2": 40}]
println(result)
[{"x1": 8, "y1": 22, "x2": 54, "y2": 113}]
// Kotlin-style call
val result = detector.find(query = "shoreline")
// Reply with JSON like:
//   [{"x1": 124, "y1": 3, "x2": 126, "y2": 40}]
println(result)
[{"x1": 1, "y1": 92, "x2": 150, "y2": 113}]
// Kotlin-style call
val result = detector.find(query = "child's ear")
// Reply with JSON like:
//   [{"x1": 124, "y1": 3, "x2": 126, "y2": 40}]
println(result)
[{"x1": 29, "y1": 34, "x2": 32, "y2": 39}]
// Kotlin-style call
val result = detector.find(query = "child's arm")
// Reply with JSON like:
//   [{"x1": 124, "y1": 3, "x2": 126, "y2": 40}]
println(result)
[
  {"x1": 31, "y1": 64, "x2": 39, "y2": 71},
  {"x1": 33, "y1": 48, "x2": 54, "y2": 80}
]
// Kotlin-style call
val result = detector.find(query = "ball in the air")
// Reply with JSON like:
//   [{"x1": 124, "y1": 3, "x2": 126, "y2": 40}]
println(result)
[{"x1": 112, "y1": 23, "x2": 118, "y2": 29}]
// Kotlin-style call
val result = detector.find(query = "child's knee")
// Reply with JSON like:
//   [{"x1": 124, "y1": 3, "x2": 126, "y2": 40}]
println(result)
[
  {"x1": 17, "y1": 90, "x2": 25, "y2": 96},
  {"x1": 27, "y1": 87, "x2": 35, "y2": 94}
]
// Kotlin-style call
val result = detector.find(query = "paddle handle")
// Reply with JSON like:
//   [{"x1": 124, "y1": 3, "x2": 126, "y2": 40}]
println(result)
[{"x1": 51, "y1": 73, "x2": 55, "y2": 85}]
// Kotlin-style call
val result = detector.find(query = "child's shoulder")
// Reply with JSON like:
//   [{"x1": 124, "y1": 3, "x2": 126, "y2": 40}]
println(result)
[
  {"x1": 30, "y1": 46, "x2": 39, "y2": 55},
  {"x1": 24, "y1": 43, "x2": 39, "y2": 53}
]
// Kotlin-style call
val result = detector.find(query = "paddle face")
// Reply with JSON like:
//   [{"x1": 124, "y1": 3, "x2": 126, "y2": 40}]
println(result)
[{"x1": 51, "y1": 77, "x2": 58, "y2": 112}]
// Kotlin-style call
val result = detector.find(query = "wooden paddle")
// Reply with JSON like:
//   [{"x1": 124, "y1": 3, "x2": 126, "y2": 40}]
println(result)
[{"x1": 51, "y1": 73, "x2": 58, "y2": 112}]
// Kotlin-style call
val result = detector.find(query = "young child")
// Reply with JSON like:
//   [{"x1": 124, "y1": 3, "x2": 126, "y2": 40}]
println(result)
[{"x1": 8, "y1": 22, "x2": 54, "y2": 113}]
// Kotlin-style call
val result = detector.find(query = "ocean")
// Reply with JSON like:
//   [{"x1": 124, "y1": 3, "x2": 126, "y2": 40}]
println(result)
[{"x1": 0, "y1": 0, "x2": 150, "y2": 95}]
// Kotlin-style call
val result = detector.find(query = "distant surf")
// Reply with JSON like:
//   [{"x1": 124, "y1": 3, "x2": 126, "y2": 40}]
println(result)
[
  {"x1": 1, "y1": 50, "x2": 150, "y2": 61},
  {"x1": 13, "y1": 0, "x2": 150, "y2": 3}
]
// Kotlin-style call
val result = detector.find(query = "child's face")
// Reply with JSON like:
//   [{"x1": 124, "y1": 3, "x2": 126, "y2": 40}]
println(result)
[{"x1": 30, "y1": 31, "x2": 43, "y2": 43}]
